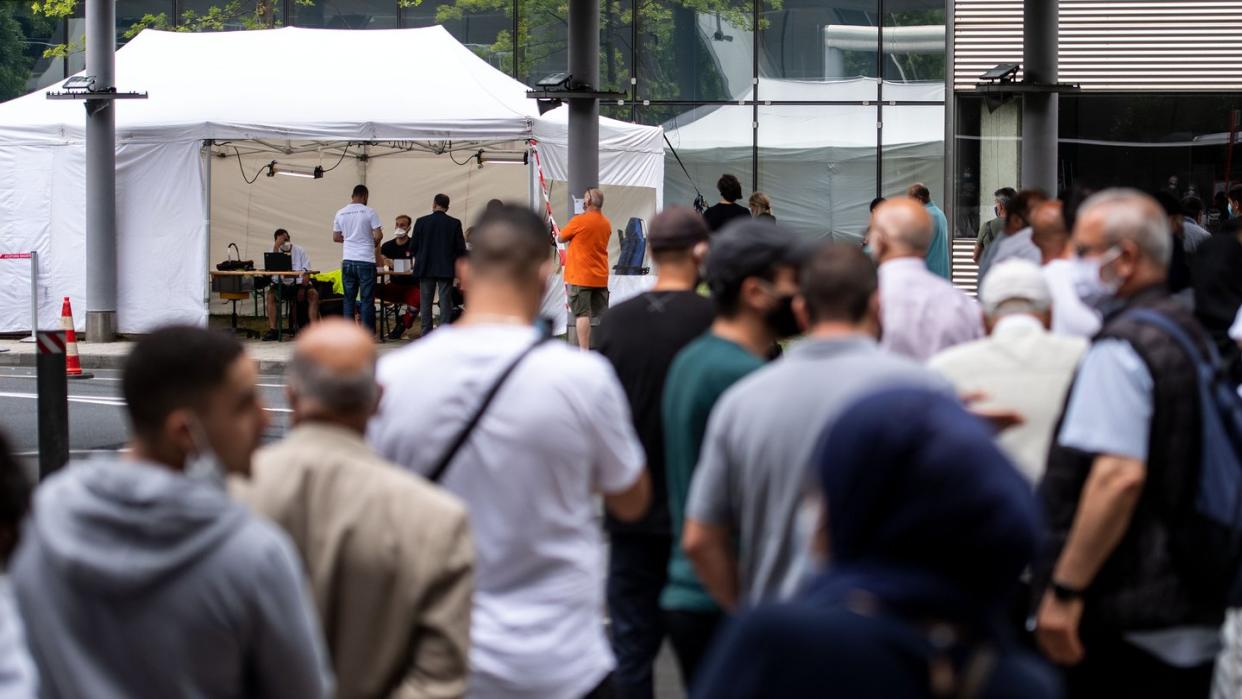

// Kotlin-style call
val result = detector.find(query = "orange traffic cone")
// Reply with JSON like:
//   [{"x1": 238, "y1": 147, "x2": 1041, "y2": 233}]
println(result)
[{"x1": 60, "y1": 297, "x2": 93, "y2": 380}]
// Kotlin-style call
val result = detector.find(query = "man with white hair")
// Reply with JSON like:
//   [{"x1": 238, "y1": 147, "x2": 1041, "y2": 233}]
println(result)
[
  {"x1": 869, "y1": 196, "x2": 984, "y2": 361},
  {"x1": 1035, "y1": 189, "x2": 1225, "y2": 696},
  {"x1": 929, "y1": 259, "x2": 1087, "y2": 483},
  {"x1": 238, "y1": 318, "x2": 473, "y2": 698}
]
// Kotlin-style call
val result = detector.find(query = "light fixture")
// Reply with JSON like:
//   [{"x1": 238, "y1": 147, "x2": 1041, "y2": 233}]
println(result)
[
  {"x1": 266, "y1": 161, "x2": 325, "y2": 179},
  {"x1": 60, "y1": 75, "x2": 96, "y2": 93},
  {"x1": 537, "y1": 97, "x2": 563, "y2": 115},
  {"x1": 979, "y1": 63, "x2": 1020, "y2": 83},
  {"x1": 536, "y1": 72, "x2": 573, "y2": 90},
  {"x1": 476, "y1": 150, "x2": 529, "y2": 167}
]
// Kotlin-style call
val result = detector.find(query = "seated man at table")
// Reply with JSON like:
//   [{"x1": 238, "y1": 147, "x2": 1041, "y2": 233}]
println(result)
[
  {"x1": 264, "y1": 228, "x2": 320, "y2": 341},
  {"x1": 378, "y1": 215, "x2": 421, "y2": 340}
]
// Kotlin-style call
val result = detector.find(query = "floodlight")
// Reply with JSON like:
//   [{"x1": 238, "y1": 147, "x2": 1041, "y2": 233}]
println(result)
[
  {"x1": 980, "y1": 63, "x2": 1020, "y2": 83},
  {"x1": 537, "y1": 72, "x2": 573, "y2": 89},
  {"x1": 61, "y1": 76, "x2": 96, "y2": 92},
  {"x1": 266, "y1": 161, "x2": 325, "y2": 179},
  {"x1": 476, "y1": 150, "x2": 529, "y2": 166}
]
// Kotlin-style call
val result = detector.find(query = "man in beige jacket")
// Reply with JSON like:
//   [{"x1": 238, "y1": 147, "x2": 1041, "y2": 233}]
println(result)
[{"x1": 236, "y1": 318, "x2": 473, "y2": 699}]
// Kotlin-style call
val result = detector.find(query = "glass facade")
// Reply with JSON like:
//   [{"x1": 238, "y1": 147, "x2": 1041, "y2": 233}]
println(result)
[{"x1": 6, "y1": 0, "x2": 947, "y2": 239}]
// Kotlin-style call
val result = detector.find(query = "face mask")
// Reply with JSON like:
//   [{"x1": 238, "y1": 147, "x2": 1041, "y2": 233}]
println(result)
[
  {"x1": 395, "y1": 227, "x2": 409, "y2": 238},
  {"x1": 1070, "y1": 246, "x2": 1123, "y2": 308},
  {"x1": 764, "y1": 292, "x2": 801, "y2": 339},
  {"x1": 280, "y1": 241, "x2": 292, "y2": 253},
  {"x1": 184, "y1": 417, "x2": 227, "y2": 491}
]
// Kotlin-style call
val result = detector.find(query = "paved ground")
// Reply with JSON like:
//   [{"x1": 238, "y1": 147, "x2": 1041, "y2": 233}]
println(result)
[{"x1": 0, "y1": 364, "x2": 687, "y2": 698}]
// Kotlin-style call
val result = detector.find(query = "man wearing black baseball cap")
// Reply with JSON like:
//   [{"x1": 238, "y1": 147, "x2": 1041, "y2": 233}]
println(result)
[
  {"x1": 594, "y1": 206, "x2": 715, "y2": 697},
  {"x1": 657, "y1": 218, "x2": 805, "y2": 688}
]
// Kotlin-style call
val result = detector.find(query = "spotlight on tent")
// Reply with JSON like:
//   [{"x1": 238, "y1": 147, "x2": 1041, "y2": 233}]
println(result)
[
  {"x1": 266, "y1": 161, "x2": 324, "y2": 179},
  {"x1": 476, "y1": 150, "x2": 529, "y2": 167}
]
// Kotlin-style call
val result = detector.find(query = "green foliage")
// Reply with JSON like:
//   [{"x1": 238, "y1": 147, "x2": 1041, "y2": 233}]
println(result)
[{"x1": 0, "y1": 3, "x2": 31, "y2": 101}]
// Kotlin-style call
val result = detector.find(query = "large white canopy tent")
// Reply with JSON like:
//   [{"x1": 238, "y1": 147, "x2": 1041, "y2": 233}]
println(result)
[
  {"x1": 0, "y1": 26, "x2": 664, "y2": 333},
  {"x1": 662, "y1": 79, "x2": 944, "y2": 242}
]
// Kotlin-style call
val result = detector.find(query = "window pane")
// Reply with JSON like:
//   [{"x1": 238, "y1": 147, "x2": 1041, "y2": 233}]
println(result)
[
  {"x1": 117, "y1": 0, "x2": 174, "y2": 44},
  {"x1": 882, "y1": 0, "x2": 944, "y2": 85},
  {"x1": 953, "y1": 95, "x2": 1019, "y2": 241},
  {"x1": 4, "y1": 2, "x2": 65, "y2": 98},
  {"x1": 761, "y1": 0, "x2": 877, "y2": 100},
  {"x1": 882, "y1": 103, "x2": 945, "y2": 230},
  {"x1": 759, "y1": 103, "x2": 876, "y2": 241},
  {"x1": 646, "y1": 104, "x2": 754, "y2": 208},
  {"x1": 637, "y1": 0, "x2": 753, "y2": 101},
  {"x1": 404, "y1": 0, "x2": 511, "y2": 73},
  {"x1": 519, "y1": 0, "x2": 633, "y2": 93},
  {"x1": 294, "y1": 0, "x2": 397, "y2": 29}
]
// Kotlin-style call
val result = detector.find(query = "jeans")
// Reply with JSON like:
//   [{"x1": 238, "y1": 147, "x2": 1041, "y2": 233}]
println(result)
[
  {"x1": 664, "y1": 609, "x2": 723, "y2": 694},
  {"x1": 342, "y1": 260, "x2": 376, "y2": 331},
  {"x1": 420, "y1": 277, "x2": 454, "y2": 336},
  {"x1": 607, "y1": 533, "x2": 672, "y2": 699}
]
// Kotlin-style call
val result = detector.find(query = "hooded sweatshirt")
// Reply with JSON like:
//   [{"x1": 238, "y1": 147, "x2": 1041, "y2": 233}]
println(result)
[{"x1": 10, "y1": 456, "x2": 332, "y2": 699}]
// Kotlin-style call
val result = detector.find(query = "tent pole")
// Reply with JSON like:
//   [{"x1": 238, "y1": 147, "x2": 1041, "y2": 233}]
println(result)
[
  {"x1": 202, "y1": 140, "x2": 213, "y2": 319},
  {"x1": 84, "y1": 0, "x2": 118, "y2": 342}
]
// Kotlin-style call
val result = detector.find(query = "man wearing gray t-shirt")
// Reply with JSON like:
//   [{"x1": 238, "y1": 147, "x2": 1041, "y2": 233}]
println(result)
[{"x1": 684, "y1": 235, "x2": 951, "y2": 609}]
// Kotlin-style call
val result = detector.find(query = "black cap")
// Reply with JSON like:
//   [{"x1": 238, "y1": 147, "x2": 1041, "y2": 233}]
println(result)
[
  {"x1": 705, "y1": 219, "x2": 805, "y2": 294},
  {"x1": 647, "y1": 207, "x2": 710, "y2": 252}
]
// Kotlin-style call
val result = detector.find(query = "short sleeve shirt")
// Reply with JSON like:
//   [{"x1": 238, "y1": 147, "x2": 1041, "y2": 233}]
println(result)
[
  {"x1": 660, "y1": 333, "x2": 764, "y2": 612},
  {"x1": 333, "y1": 203, "x2": 382, "y2": 263},
  {"x1": 1058, "y1": 339, "x2": 1155, "y2": 461},
  {"x1": 560, "y1": 211, "x2": 612, "y2": 288}
]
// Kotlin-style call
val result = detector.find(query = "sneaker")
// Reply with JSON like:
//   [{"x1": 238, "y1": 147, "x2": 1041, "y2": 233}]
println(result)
[
  {"x1": 262, "y1": 329, "x2": 279, "y2": 342},
  {"x1": 387, "y1": 326, "x2": 405, "y2": 341}
]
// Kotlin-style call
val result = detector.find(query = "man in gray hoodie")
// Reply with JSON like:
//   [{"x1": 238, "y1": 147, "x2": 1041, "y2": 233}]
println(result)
[{"x1": 10, "y1": 326, "x2": 332, "y2": 699}]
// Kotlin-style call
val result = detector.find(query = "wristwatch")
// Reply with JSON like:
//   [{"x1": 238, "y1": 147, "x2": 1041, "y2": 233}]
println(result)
[{"x1": 1051, "y1": 581, "x2": 1085, "y2": 602}]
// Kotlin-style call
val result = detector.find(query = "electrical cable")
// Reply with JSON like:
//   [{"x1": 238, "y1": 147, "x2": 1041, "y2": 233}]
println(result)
[
  {"x1": 321, "y1": 142, "x2": 352, "y2": 173},
  {"x1": 234, "y1": 146, "x2": 269, "y2": 184},
  {"x1": 446, "y1": 141, "x2": 479, "y2": 167}
]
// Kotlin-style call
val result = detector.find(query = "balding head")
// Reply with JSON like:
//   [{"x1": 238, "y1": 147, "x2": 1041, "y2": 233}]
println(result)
[
  {"x1": 287, "y1": 318, "x2": 380, "y2": 432},
  {"x1": 1029, "y1": 200, "x2": 1068, "y2": 263},
  {"x1": 870, "y1": 197, "x2": 934, "y2": 262}
]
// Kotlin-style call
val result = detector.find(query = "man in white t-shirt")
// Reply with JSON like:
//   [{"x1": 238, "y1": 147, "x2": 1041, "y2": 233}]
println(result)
[
  {"x1": 370, "y1": 204, "x2": 651, "y2": 699},
  {"x1": 333, "y1": 184, "x2": 383, "y2": 332}
]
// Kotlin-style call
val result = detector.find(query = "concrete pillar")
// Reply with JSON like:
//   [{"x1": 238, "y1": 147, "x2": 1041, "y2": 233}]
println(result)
[
  {"x1": 1021, "y1": 0, "x2": 1057, "y2": 195},
  {"x1": 980, "y1": 100, "x2": 1021, "y2": 223},
  {"x1": 85, "y1": 0, "x2": 117, "y2": 341},
  {"x1": 567, "y1": 0, "x2": 599, "y2": 222}
]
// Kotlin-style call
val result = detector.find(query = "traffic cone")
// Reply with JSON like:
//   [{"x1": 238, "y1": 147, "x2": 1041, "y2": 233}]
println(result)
[{"x1": 60, "y1": 297, "x2": 93, "y2": 380}]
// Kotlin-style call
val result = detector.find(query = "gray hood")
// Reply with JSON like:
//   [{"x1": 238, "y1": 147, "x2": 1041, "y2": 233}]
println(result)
[{"x1": 25, "y1": 455, "x2": 247, "y2": 596}]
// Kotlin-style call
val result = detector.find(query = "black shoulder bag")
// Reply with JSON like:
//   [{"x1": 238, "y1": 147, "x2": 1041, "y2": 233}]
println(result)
[{"x1": 426, "y1": 334, "x2": 554, "y2": 483}]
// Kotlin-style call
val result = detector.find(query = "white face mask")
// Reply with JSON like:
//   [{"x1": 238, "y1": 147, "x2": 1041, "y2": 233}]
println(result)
[
  {"x1": 395, "y1": 228, "x2": 409, "y2": 238},
  {"x1": 184, "y1": 417, "x2": 226, "y2": 490},
  {"x1": 280, "y1": 241, "x2": 292, "y2": 253},
  {"x1": 1070, "y1": 246, "x2": 1123, "y2": 308}
]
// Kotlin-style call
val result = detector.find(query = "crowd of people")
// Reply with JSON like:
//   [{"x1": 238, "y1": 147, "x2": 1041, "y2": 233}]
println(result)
[{"x1": 1, "y1": 177, "x2": 1242, "y2": 699}]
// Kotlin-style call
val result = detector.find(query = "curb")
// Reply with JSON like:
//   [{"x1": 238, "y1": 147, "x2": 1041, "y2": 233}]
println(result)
[{"x1": 0, "y1": 351, "x2": 290, "y2": 375}]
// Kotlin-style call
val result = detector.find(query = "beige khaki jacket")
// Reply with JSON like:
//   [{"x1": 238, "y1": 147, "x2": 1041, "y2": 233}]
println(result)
[{"x1": 236, "y1": 423, "x2": 473, "y2": 699}]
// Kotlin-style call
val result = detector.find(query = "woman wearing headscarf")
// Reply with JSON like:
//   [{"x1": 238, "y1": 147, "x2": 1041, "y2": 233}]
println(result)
[{"x1": 692, "y1": 388, "x2": 1059, "y2": 698}]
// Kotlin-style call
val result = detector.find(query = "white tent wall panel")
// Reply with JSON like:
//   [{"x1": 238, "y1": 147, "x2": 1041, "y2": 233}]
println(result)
[{"x1": 0, "y1": 145, "x2": 62, "y2": 332}]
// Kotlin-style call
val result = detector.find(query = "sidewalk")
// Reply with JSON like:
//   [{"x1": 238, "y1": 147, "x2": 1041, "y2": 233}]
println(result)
[{"x1": 0, "y1": 335, "x2": 410, "y2": 374}]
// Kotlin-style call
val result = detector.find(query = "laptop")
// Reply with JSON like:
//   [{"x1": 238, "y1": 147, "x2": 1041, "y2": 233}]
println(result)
[{"x1": 264, "y1": 252, "x2": 293, "y2": 272}]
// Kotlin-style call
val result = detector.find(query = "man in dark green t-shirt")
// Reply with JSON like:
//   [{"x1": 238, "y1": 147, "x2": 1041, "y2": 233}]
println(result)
[{"x1": 660, "y1": 220, "x2": 804, "y2": 690}]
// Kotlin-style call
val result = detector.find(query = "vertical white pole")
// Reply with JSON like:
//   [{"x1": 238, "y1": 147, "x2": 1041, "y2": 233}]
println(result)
[{"x1": 29, "y1": 250, "x2": 38, "y2": 341}]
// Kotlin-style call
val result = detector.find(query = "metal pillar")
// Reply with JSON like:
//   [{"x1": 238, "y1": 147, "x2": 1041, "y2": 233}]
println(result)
[
  {"x1": 36, "y1": 331, "x2": 69, "y2": 480},
  {"x1": 567, "y1": 0, "x2": 600, "y2": 222},
  {"x1": 85, "y1": 0, "x2": 118, "y2": 342},
  {"x1": 1021, "y1": 0, "x2": 1058, "y2": 195}
]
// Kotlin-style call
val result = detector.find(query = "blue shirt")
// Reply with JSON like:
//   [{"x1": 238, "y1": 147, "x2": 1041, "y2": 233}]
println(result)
[
  {"x1": 924, "y1": 202, "x2": 951, "y2": 279},
  {"x1": 1058, "y1": 339, "x2": 1154, "y2": 461}
]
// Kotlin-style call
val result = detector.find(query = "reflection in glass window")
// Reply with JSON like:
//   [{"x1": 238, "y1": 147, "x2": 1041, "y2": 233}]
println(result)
[
  {"x1": 648, "y1": 105, "x2": 754, "y2": 210},
  {"x1": 117, "y1": 1, "x2": 175, "y2": 44},
  {"x1": 883, "y1": 0, "x2": 943, "y2": 84},
  {"x1": 177, "y1": 1, "x2": 285, "y2": 30},
  {"x1": 761, "y1": 0, "x2": 876, "y2": 83},
  {"x1": 404, "y1": 0, "x2": 511, "y2": 73},
  {"x1": 518, "y1": 0, "x2": 633, "y2": 93},
  {"x1": 759, "y1": 104, "x2": 876, "y2": 241},
  {"x1": 294, "y1": 0, "x2": 397, "y2": 29},
  {"x1": 5, "y1": 2, "x2": 65, "y2": 97},
  {"x1": 638, "y1": 0, "x2": 753, "y2": 101},
  {"x1": 881, "y1": 103, "x2": 945, "y2": 220}
]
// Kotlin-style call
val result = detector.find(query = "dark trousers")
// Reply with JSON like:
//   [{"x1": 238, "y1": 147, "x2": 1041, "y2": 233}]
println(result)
[
  {"x1": 342, "y1": 260, "x2": 376, "y2": 331},
  {"x1": 664, "y1": 608, "x2": 723, "y2": 694},
  {"x1": 419, "y1": 277, "x2": 453, "y2": 336},
  {"x1": 1066, "y1": 632, "x2": 1215, "y2": 699},
  {"x1": 607, "y1": 533, "x2": 672, "y2": 699}
]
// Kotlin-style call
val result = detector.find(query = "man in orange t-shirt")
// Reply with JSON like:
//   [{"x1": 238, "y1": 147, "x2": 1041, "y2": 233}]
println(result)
[{"x1": 558, "y1": 187, "x2": 612, "y2": 349}]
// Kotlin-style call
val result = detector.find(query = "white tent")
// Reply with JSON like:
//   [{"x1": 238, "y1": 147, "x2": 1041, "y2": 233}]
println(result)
[
  {"x1": 0, "y1": 26, "x2": 664, "y2": 333},
  {"x1": 662, "y1": 79, "x2": 944, "y2": 241}
]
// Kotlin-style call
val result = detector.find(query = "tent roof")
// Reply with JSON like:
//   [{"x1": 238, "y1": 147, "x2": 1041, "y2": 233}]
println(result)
[
  {"x1": 0, "y1": 26, "x2": 548, "y2": 144},
  {"x1": 664, "y1": 79, "x2": 944, "y2": 151}
]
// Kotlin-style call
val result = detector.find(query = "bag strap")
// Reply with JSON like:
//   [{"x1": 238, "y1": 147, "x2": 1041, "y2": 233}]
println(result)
[
  {"x1": 1125, "y1": 308, "x2": 1220, "y2": 368},
  {"x1": 427, "y1": 334, "x2": 554, "y2": 483}
]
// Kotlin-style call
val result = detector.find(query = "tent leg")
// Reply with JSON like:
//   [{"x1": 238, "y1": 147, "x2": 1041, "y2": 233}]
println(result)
[{"x1": 203, "y1": 139, "x2": 213, "y2": 322}]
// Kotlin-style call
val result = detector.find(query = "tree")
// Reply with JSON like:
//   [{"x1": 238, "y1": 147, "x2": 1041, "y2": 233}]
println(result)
[{"x1": 0, "y1": 3, "x2": 33, "y2": 101}]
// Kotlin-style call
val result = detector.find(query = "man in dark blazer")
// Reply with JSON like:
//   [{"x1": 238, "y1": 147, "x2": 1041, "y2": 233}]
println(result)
[{"x1": 411, "y1": 193, "x2": 467, "y2": 336}]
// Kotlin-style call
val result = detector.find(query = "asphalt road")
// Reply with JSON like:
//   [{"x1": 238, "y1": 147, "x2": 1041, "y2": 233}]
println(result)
[{"x1": 0, "y1": 366, "x2": 688, "y2": 698}]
